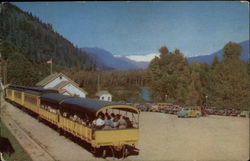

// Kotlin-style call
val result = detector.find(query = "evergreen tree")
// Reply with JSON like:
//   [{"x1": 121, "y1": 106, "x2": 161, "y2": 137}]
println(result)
[
  {"x1": 211, "y1": 42, "x2": 249, "y2": 109},
  {"x1": 147, "y1": 46, "x2": 190, "y2": 104}
]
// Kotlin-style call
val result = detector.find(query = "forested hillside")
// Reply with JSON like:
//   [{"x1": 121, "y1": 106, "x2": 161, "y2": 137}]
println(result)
[{"x1": 0, "y1": 3, "x2": 94, "y2": 85}]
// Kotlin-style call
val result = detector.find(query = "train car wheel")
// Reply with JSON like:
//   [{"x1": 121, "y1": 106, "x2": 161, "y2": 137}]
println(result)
[
  {"x1": 57, "y1": 128, "x2": 62, "y2": 135},
  {"x1": 102, "y1": 148, "x2": 107, "y2": 158},
  {"x1": 37, "y1": 116, "x2": 41, "y2": 122},
  {"x1": 110, "y1": 146, "x2": 115, "y2": 158},
  {"x1": 91, "y1": 147, "x2": 97, "y2": 156},
  {"x1": 123, "y1": 145, "x2": 129, "y2": 158}
]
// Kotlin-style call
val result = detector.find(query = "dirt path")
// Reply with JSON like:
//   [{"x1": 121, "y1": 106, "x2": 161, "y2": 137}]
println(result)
[
  {"x1": 1, "y1": 100, "x2": 249, "y2": 161},
  {"x1": 1, "y1": 108, "x2": 55, "y2": 161}
]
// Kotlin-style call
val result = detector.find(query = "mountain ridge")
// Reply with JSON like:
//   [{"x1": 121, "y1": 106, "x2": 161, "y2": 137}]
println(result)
[
  {"x1": 81, "y1": 47, "x2": 147, "y2": 70},
  {"x1": 187, "y1": 40, "x2": 249, "y2": 64},
  {"x1": 81, "y1": 40, "x2": 248, "y2": 70}
]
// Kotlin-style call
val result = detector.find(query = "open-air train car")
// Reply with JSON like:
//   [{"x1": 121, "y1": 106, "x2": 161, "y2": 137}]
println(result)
[
  {"x1": 4, "y1": 85, "x2": 140, "y2": 158},
  {"x1": 40, "y1": 93, "x2": 140, "y2": 157}
]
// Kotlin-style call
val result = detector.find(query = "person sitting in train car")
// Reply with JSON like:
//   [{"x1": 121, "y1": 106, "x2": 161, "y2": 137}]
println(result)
[
  {"x1": 69, "y1": 115, "x2": 74, "y2": 120},
  {"x1": 125, "y1": 117, "x2": 133, "y2": 128},
  {"x1": 63, "y1": 112, "x2": 67, "y2": 117},
  {"x1": 103, "y1": 115, "x2": 114, "y2": 129},
  {"x1": 81, "y1": 119, "x2": 86, "y2": 126},
  {"x1": 113, "y1": 116, "x2": 120, "y2": 128},
  {"x1": 76, "y1": 116, "x2": 81, "y2": 124},
  {"x1": 73, "y1": 114, "x2": 78, "y2": 121},
  {"x1": 93, "y1": 114, "x2": 105, "y2": 129},
  {"x1": 110, "y1": 113, "x2": 116, "y2": 121},
  {"x1": 119, "y1": 116, "x2": 127, "y2": 129}
]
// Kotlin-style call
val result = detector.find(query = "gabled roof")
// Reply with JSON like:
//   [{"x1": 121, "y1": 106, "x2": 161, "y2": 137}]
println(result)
[
  {"x1": 53, "y1": 81, "x2": 70, "y2": 89},
  {"x1": 36, "y1": 72, "x2": 88, "y2": 95},
  {"x1": 95, "y1": 90, "x2": 111, "y2": 97},
  {"x1": 36, "y1": 73, "x2": 65, "y2": 87}
]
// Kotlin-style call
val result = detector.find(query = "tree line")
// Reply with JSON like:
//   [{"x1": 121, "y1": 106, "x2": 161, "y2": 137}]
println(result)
[
  {"x1": 63, "y1": 69, "x2": 147, "y2": 102},
  {"x1": 147, "y1": 42, "x2": 249, "y2": 109}
]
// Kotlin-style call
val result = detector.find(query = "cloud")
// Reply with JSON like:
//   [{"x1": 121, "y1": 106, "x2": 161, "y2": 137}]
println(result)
[{"x1": 126, "y1": 53, "x2": 159, "y2": 62}]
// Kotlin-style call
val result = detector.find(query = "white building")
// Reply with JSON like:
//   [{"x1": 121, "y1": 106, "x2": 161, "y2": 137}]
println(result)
[
  {"x1": 95, "y1": 90, "x2": 112, "y2": 102},
  {"x1": 36, "y1": 73, "x2": 87, "y2": 98}
]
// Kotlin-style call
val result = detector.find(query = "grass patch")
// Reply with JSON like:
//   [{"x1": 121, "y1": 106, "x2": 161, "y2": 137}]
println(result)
[{"x1": 0, "y1": 118, "x2": 32, "y2": 161}]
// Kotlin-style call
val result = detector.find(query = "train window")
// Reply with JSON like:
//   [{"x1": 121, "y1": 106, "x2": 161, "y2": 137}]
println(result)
[
  {"x1": 14, "y1": 91, "x2": 21, "y2": 99},
  {"x1": 24, "y1": 95, "x2": 37, "y2": 105},
  {"x1": 92, "y1": 109, "x2": 139, "y2": 130}
]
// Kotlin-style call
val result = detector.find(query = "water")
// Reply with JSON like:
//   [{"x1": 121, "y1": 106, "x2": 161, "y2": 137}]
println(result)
[{"x1": 141, "y1": 87, "x2": 151, "y2": 101}]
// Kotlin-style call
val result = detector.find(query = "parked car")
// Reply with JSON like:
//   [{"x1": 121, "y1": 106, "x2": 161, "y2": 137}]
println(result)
[
  {"x1": 177, "y1": 107, "x2": 202, "y2": 118},
  {"x1": 148, "y1": 104, "x2": 160, "y2": 112}
]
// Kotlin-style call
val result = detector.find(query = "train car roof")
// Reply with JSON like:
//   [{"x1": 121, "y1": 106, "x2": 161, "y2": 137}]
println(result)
[
  {"x1": 7, "y1": 85, "x2": 58, "y2": 94},
  {"x1": 41, "y1": 93, "x2": 73, "y2": 105},
  {"x1": 61, "y1": 97, "x2": 139, "y2": 116},
  {"x1": 24, "y1": 90, "x2": 42, "y2": 96},
  {"x1": 8, "y1": 85, "x2": 27, "y2": 90},
  {"x1": 26, "y1": 87, "x2": 58, "y2": 93}
]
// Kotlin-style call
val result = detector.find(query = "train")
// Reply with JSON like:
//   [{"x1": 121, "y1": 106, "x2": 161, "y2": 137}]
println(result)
[{"x1": 4, "y1": 85, "x2": 140, "y2": 158}]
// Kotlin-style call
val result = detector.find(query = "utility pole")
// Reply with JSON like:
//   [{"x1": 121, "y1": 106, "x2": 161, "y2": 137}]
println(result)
[{"x1": 97, "y1": 74, "x2": 100, "y2": 92}]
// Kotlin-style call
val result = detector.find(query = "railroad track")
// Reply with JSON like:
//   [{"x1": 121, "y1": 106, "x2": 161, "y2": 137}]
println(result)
[{"x1": 1, "y1": 102, "x2": 56, "y2": 161}]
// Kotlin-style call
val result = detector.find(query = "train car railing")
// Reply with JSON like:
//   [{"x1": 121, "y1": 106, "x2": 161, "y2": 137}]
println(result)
[
  {"x1": 6, "y1": 89, "x2": 14, "y2": 101},
  {"x1": 59, "y1": 116, "x2": 93, "y2": 142},
  {"x1": 13, "y1": 90, "x2": 23, "y2": 105},
  {"x1": 39, "y1": 108, "x2": 59, "y2": 125},
  {"x1": 23, "y1": 94, "x2": 39, "y2": 113},
  {"x1": 92, "y1": 128, "x2": 139, "y2": 147}
]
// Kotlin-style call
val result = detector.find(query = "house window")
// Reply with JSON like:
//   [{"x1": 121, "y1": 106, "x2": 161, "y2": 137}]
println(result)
[
  {"x1": 108, "y1": 96, "x2": 111, "y2": 101},
  {"x1": 101, "y1": 96, "x2": 104, "y2": 100}
]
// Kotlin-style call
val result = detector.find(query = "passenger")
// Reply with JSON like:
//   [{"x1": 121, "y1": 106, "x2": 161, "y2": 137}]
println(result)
[
  {"x1": 81, "y1": 119, "x2": 86, "y2": 126},
  {"x1": 73, "y1": 114, "x2": 78, "y2": 121},
  {"x1": 105, "y1": 113, "x2": 110, "y2": 120},
  {"x1": 113, "y1": 115, "x2": 120, "y2": 128},
  {"x1": 119, "y1": 116, "x2": 127, "y2": 129},
  {"x1": 125, "y1": 117, "x2": 133, "y2": 128},
  {"x1": 103, "y1": 115, "x2": 114, "y2": 129},
  {"x1": 76, "y1": 117, "x2": 81, "y2": 123},
  {"x1": 63, "y1": 112, "x2": 67, "y2": 117},
  {"x1": 93, "y1": 114, "x2": 105, "y2": 129},
  {"x1": 111, "y1": 113, "x2": 116, "y2": 121}
]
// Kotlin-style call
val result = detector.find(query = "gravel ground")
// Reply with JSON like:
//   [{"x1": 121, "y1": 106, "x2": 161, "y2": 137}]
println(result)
[{"x1": 1, "y1": 101, "x2": 249, "y2": 161}]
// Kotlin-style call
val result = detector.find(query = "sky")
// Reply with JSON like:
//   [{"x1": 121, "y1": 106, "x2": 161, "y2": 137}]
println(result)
[{"x1": 14, "y1": 1, "x2": 249, "y2": 60}]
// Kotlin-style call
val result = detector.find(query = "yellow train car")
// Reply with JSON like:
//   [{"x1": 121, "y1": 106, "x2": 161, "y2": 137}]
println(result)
[
  {"x1": 5, "y1": 85, "x2": 27, "y2": 104},
  {"x1": 5, "y1": 85, "x2": 140, "y2": 158},
  {"x1": 5, "y1": 85, "x2": 58, "y2": 116},
  {"x1": 41, "y1": 93, "x2": 140, "y2": 158},
  {"x1": 39, "y1": 94, "x2": 73, "y2": 127},
  {"x1": 5, "y1": 86, "x2": 15, "y2": 101},
  {"x1": 13, "y1": 89, "x2": 24, "y2": 105},
  {"x1": 23, "y1": 90, "x2": 41, "y2": 114}
]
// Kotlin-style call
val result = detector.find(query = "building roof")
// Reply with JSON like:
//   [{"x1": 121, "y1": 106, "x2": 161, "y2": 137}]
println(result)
[
  {"x1": 36, "y1": 73, "x2": 64, "y2": 87},
  {"x1": 36, "y1": 72, "x2": 88, "y2": 95},
  {"x1": 95, "y1": 90, "x2": 111, "y2": 97},
  {"x1": 53, "y1": 81, "x2": 70, "y2": 89}
]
